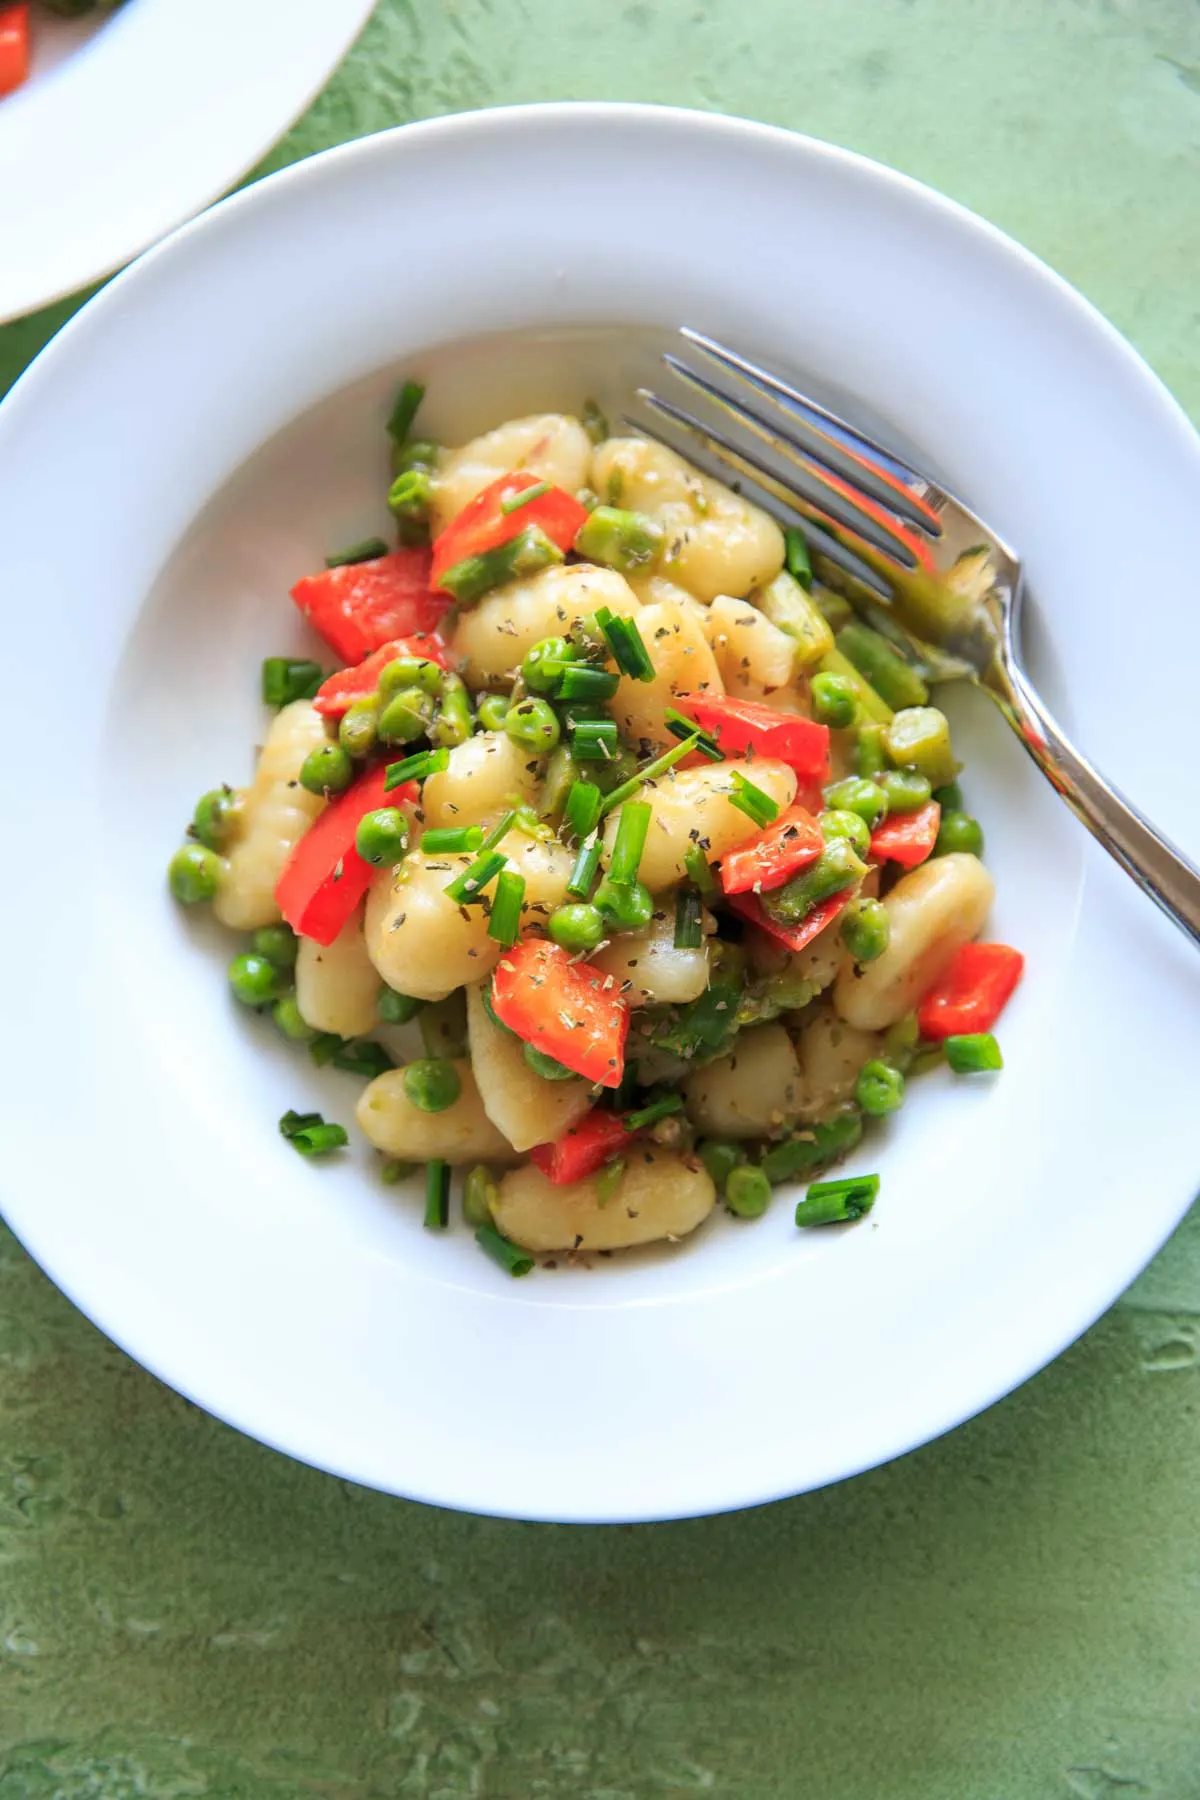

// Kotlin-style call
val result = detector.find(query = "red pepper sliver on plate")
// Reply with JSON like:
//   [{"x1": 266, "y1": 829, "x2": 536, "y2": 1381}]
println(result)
[
  {"x1": 675, "y1": 693, "x2": 831, "y2": 782},
  {"x1": 431, "y1": 473, "x2": 591, "y2": 591},
  {"x1": 729, "y1": 886, "x2": 856, "y2": 954},
  {"x1": 313, "y1": 635, "x2": 450, "y2": 718},
  {"x1": 275, "y1": 763, "x2": 417, "y2": 946},
  {"x1": 869, "y1": 800, "x2": 941, "y2": 870},
  {"x1": 719, "y1": 803, "x2": 824, "y2": 896},
  {"x1": 291, "y1": 546, "x2": 447, "y2": 664},
  {"x1": 529, "y1": 1108, "x2": 633, "y2": 1184},
  {"x1": 917, "y1": 942, "x2": 1025, "y2": 1041},
  {"x1": 490, "y1": 939, "x2": 629, "y2": 1088},
  {"x1": 0, "y1": 3, "x2": 29, "y2": 96}
]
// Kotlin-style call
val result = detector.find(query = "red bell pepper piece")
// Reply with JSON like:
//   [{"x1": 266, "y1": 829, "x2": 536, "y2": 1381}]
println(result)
[
  {"x1": 490, "y1": 939, "x2": 629, "y2": 1088},
  {"x1": 719, "y1": 803, "x2": 824, "y2": 896},
  {"x1": 869, "y1": 800, "x2": 941, "y2": 870},
  {"x1": 312, "y1": 635, "x2": 450, "y2": 718},
  {"x1": 675, "y1": 693, "x2": 831, "y2": 782},
  {"x1": 275, "y1": 763, "x2": 416, "y2": 946},
  {"x1": 729, "y1": 887, "x2": 856, "y2": 954},
  {"x1": 917, "y1": 942, "x2": 1024, "y2": 1041},
  {"x1": 0, "y1": 4, "x2": 29, "y2": 96},
  {"x1": 291, "y1": 547, "x2": 446, "y2": 664},
  {"x1": 529, "y1": 1108, "x2": 634, "y2": 1184},
  {"x1": 430, "y1": 473, "x2": 590, "y2": 590}
]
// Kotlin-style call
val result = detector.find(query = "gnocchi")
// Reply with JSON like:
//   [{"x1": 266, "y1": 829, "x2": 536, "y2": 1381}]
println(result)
[
  {"x1": 602, "y1": 758, "x2": 797, "y2": 892},
  {"x1": 451, "y1": 562, "x2": 639, "y2": 686},
  {"x1": 833, "y1": 853, "x2": 995, "y2": 1031},
  {"x1": 492, "y1": 1147, "x2": 716, "y2": 1252},
  {"x1": 214, "y1": 700, "x2": 329, "y2": 931},
  {"x1": 431, "y1": 413, "x2": 591, "y2": 535},
  {"x1": 356, "y1": 1059, "x2": 516, "y2": 1164}
]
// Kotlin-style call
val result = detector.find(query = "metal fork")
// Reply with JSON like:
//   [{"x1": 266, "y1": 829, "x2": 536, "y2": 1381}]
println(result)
[{"x1": 634, "y1": 327, "x2": 1200, "y2": 949}]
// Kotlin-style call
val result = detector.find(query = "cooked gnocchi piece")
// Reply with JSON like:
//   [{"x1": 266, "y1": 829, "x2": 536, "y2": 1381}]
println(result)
[
  {"x1": 214, "y1": 700, "x2": 329, "y2": 931},
  {"x1": 608, "y1": 597, "x2": 724, "y2": 752},
  {"x1": 431, "y1": 413, "x2": 591, "y2": 536},
  {"x1": 602, "y1": 757, "x2": 797, "y2": 892},
  {"x1": 833, "y1": 853, "x2": 995, "y2": 1031},
  {"x1": 356, "y1": 1059, "x2": 516, "y2": 1164},
  {"x1": 295, "y1": 907, "x2": 380, "y2": 1039},
  {"x1": 451, "y1": 562, "x2": 639, "y2": 686},
  {"x1": 492, "y1": 1147, "x2": 716, "y2": 1252}
]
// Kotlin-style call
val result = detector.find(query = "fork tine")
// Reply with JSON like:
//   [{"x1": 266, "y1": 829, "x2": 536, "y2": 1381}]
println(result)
[
  {"x1": 680, "y1": 327, "x2": 943, "y2": 536},
  {"x1": 626, "y1": 398, "x2": 895, "y2": 602}
]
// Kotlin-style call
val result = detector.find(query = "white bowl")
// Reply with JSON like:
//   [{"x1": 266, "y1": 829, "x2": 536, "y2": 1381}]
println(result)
[
  {"x1": 1, "y1": 105, "x2": 1198, "y2": 1523},
  {"x1": 0, "y1": 0, "x2": 376, "y2": 324}
]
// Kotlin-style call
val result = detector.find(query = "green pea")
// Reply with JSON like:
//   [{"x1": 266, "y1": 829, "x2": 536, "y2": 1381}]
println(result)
[
  {"x1": 809, "y1": 671, "x2": 857, "y2": 730},
  {"x1": 299, "y1": 742, "x2": 354, "y2": 796},
  {"x1": 476, "y1": 693, "x2": 511, "y2": 731},
  {"x1": 378, "y1": 686, "x2": 435, "y2": 745},
  {"x1": 272, "y1": 994, "x2": 315, "y2": 1041},
  {"x1": 840, "y1": 897, "x2": 890, "y2": 963},
  {"x1": 504, "y1": 696, "x2": 561, "y2": 754},
  {"x1": 824, "y1": 776, "x2": 888, "y2": 829},
  {"x1": 933, "y1": 781, "x2": 964, "y2": 813},
  {"x1": 855, "y1": 1058, "x2": 905, "y2": 1117},
  {"x1": 819, "y1": 808, "x2": 871, "y2": 859},
  {"x1": 191, "y1": 786, "x2": 239, "y2": 850},
  {"x1": 228, "y1": 952, "x2": 284, "y2": 1008},
  {"x1": 252, "y1": 923, "x2": 298, "y2": 969},
  {"x1": 402, "y1": 1058, "x2": 462, "y2": 1113},
  {"x1": 379, "y1": 656, "x2": 442, "y2": 698},
  {"x1": 725, "y1": 1164, "x2": 772, "y2": 1219},
  {"x1": 463, "y1": 1164, "x2": 498, "y2": 1228},
  {"x1": 378, "y1": 985, "x2": 424, "y2": 1025},
  {"x1": 522, "y1": 635, "x2": 574, "y2": 694},
  {"x1": 878, "y1": 768, "x2": 932, "y2": 814},
  {"x1": 338, "y1": 696, "x2": 379, "y2": 760},
  {"x1": 523, "y1": 1043, "x2": 579, "y2": 1081},
  {"x1": 699, "y1": 1139, "x2": 742, "y2": 1192},
  {"x1": 935, "y1": 810, "x2": 985, "y2": 857},
  {"x1": 429, "y1": 674, "x2": 473, "y2": 749},
  {"x1": 547, "y1": 902, "x2": 606, "y2": 953},
  {"x1": 594, "y1": 876, "x2": 653, "y2": 933},
  {"x1": 355, "y1": 807, "x2": 410, "y2": 866},
  {"x1": 168, "y1": 843, "x2": 220, "y2": 905}
]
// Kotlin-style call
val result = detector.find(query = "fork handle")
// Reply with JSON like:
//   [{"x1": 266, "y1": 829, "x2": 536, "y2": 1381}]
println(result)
[{"x1": 990, "y1": 651, "x2": 1200, "y2": 950}]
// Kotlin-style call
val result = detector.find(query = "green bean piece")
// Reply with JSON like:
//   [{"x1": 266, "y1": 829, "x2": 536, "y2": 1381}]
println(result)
[
  {"x1": 378, "y1": 985, "x2": 424, "y2": 1025},
  {"x1": 168, "y1": 843, "x2": 220, "y2": 905},
  {"x1": 854, "y1": 721, "x2": 887, "y2": 779},
  {"x1": 324, "y1": 536, "x2": 389, "y2": 569},
  {"x1": 699, "y1": 1139, "x2": 742, "y2": 1192},
  {"x1": 191, "y1": 786, "x2": 239, "y2": 851},
  {"x1": 819, "y1": 807, "x2": 871, "y2": 859},
  {"x1": 840, "y1": 897, "x2": 890, "y2": 964},
  {"x1": 784, "y1": 526, "x2": 814, "y2": 589},
  {"x1": 261, "y1": 657, "x2": 326, "y2": 708},
  {"x1": 855, "y1": 1059, "x2": 905, "y2": 1117},
  {"x1": 440, "y1": 524, "x2": 564, "y2": 606},
  {"x1": 299, "y1": 742, "x2": 355, "y2": 796},
  {"x1": 403, "y1": 1058, "x2": 462, "y2": 1114},
  {"x1": 944, "y1": 1032, "x2": 1003, "y2": 1073},
  {"x1": 881, "y1": 1012, "x2": 921, "y2": 1073},
  {"x1": 595, "y1": 1158, "x2": 626, "y2": 1206},
  {"x1": 228, "y1": 952, "x2": 284, "y2": 1008},
  {"x1": 816, "y1": 646, "x2": 892, "y2": 724},
  {"x1": 522, "y1": 635, "x2": 575, "y2": 694},
  {"x1": 391, "y1": 436, "x2": 438, "y2": 481},
  {"x1": 794, "y1": 1172, "x2": 879, "y2": 1227},
  {"x1": 756, "y1": 569, "x2": 833, "y2": 668},
  {"x1": 836, "y1": 623, "x2": 929, "y2": 711},
  {"x1": 429, "y1": 673, "x2": 474, "y2": 749},
  {"x1": 574, "y1": 505, "x2": 665, "y2": 574},
  {"x1": 760, "y1": 1108, "x2": 864, "y2": 1184},
  {"x1": 475, "y1": 1223, "x2": 534, "y2": 1277},
  {"x1": 279, "y1": 1111, "x2": 349, "y2": 1158},
  {"x1": 424, "y1": 1159, "x2": 450, "y2": 1230},
  {"x1": 762, "y1": 838, "x2": 866, "y2": 926},
  {"x1": 933, "y1": 780, "x2": 964, "y2": 813},
  {"x1": 582, "y1": 398, "x2": 609, "y2": 445},
  {"x1": 386, "y1": 379, "x2": 425, "y2": 444},
  {"x1": 476, "y1": 693, "x2": 511, "y2": 732},
  {"x1": 810, "y1": 671, "x2": 858, "y2": 729},
  {"x1": 339, "y1": 696, "x2": 380, "y2": 760},
  {"x1": 935, "y1": 811, "x2": 985, "y2": 857},
  {"x1": 812, "y1": 584, "x2": 854, "y2": 633},
  {"x1": 547, "y1": 902, "x2": 606, "y2": 954},
  {"x1": 883, "y1": 705, "x2": 957, "y2": 787},
  {"x1": 523, "y1": 1043, "x2": 579, "y2": 1081},
  {"x1": 726, "y1": 1164, "x2": 772, "y2": 1219},
  {"x1": 878, "y1": 768, "x2": 932, "y2": 814},
  {"x1": 570, "y1": 719, "x2": 620, "y2": 763},
  {"x1": 594, "y1": 876, "x2": 654, "y2": 934},
  {"x1": 379, "y1": 655, "x2": 443, "y2": 699},
  {"x1": 566, "y1": 833, "x2": 603, "y2": 900},
  {"x1": 271, "y1": 995, "x2": 315, "y2": 1042},
  {"x1": 378, "y1": 687, "x2": 435, "y2": 746},
  {"x1": 252, "y1": 923, "x2": 298, "y2": 969},
  {"x1": 463, "y1": 1165, "x2": 499, "y2": 1228},
  {"x1": 504, "y1": 697, "x2": 561, "y2": 755},
  {"x1": 824, "y1": 775, "x2": 888, "y2": 829}
]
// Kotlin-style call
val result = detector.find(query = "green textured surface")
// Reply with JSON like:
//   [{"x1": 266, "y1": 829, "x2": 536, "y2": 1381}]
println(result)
[{"x1": 3, "y1": 1, "x2": 1200, "y2": 1792}]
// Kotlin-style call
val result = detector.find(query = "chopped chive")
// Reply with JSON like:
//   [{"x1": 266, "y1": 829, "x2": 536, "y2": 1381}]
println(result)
[
  {"x1": 598, "y1": 733, "x2": 703, "y2": 817},
  {"x1": 324, "y1": 536, "x2": 389, "y2": 569},
  {"x1": 444, "y1": 849, "x2": 507, "y2": 905},
  {"x1": 944, "y1": 1032, "x2": 1003, "y2": 1073},
  {"x1": 566, "y1": 832, "x2": 602, "y2": 899},
  {"x1": 564, "y1": 779, "x2": 602, "y2": 840},
  {"x1": 487, "y1": 870, "x2": 526, "y2": 947},
  {"x1": 279, "y1": 1110, "x2": 348, "y2": 1157},
  {"x1": 582, "y1": 398, "x2": 609, "y2": 446},
  {"x1": 596, "y1": 605, "x2": 655, "y2": 681},
  {"x1": 480, "y1": 808, "x2": 518, "y2": 852},
  {"x1": 475, "y1": 1222, "x2": 534, "y2": 1276},
  {"x1": 557, "y1": 664, "x2": 620, "y2": 702},
  {"x1": 424, "y1": 1159, "x2": 450, "y2": 1229},
  {"x1": 386, "y1": 378, "x2": 425, "y2": 443},
  {"x1": 624, "y1": 1092, "x2": 685, "y2": 1132},
  {"x1": 384, "y1": 747, "x2": 450, "y2": 791},
  {"x1": 571, "y1": 718, "x2": 620, "y2": 762},
  {"x1": 794, "y1": 1172, "x2": 880, "y2": 1228},
  {"x1": 500, "y1": 479, "x2": 551, "y2": 514},
  {"x1": 683, "y1": 843, "x2": 717, "y2": 898},
  {"x1": 330, "y1": 1040, "x2": 396, "y2": 1079},
  {"x1": 664, "y1": 707, "x2": 723, "y2": 761},
  {"x1": 729, "y1": 772, "x2": 780, "y2": 828},
  {"x1": 674, "y1": 888, "x2": 703, "y2": 950},
  {"x1": 608, "y1": 799, "x2": 651, "y2": 885},
  {"x1": 421, "y1": 825, "x2": 484, "y2": 854},
  {"x1": 261, "y1": 657, "x2": 325, "y2": 708},
  {"x1": 595, "y1": 1157, "x2": 626, "y2": 1206},
  {"x1": 279, "y1": 1109, "x2": 322, "y2": 1137},
  {"x1": 308, "y1": 1032, "x2": 345, "y2": 1067},
  {"x1": 785, "y1": 527, "x2": 814, "y2": 590}
]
